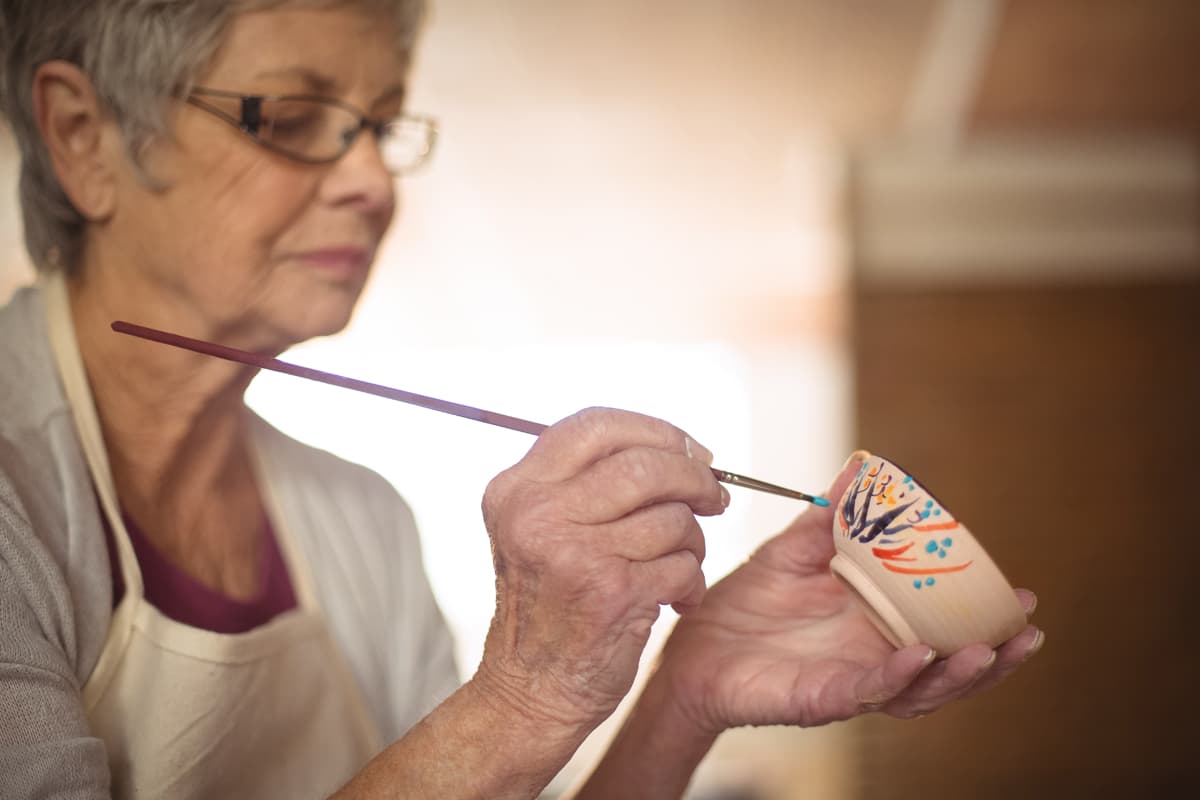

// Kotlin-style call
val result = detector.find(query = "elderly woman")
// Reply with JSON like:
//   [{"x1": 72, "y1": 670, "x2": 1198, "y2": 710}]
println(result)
[{"x1": 0, "y1": 1, "x2": 1043, "y2": 798}]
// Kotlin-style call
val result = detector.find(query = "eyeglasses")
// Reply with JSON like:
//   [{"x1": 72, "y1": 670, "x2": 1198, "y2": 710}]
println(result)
[{"x1": 185, "y1": 87, "x2": 437, "y2": 174}]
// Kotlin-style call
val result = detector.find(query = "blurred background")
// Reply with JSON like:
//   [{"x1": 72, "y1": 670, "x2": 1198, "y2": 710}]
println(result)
[{"x1": 2, "y1": 0, "x2": 1197, "y2": 797}]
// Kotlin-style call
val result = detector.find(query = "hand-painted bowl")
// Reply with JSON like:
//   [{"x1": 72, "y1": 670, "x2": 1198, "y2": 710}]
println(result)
[{"x1": 829, "y1": 454, "x2": 1025, "y2": 656}]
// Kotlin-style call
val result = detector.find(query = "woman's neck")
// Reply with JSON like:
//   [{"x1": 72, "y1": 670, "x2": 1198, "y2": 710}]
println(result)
[
  {"x1": 68, "y1": 268, "x2": 253, "y2": 470},
  {"x1": 67, "y1": 268, "x2": 262, "y2": 551}
]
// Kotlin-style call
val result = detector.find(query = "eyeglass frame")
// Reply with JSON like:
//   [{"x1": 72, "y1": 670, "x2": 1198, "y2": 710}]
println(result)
[{"x1": 183, "y1": 86, "x2": 438, "y2": 173}]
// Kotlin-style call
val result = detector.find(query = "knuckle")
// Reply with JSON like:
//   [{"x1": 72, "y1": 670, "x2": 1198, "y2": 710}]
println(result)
[
  {"x1": 644, "y1": 504, "x2": 703, "y2": 554},
  {"x1": 652, "y1": 417, "x2": 685, "y2": 451},
  {"x1": 616, "y1": 447, "x2": 656, "y2": 485},
  {"x1": 483, "y1": 480, "x2": 562, "y2": 561},
  {"x1": 482, "y1": 468, "x2": 517, "y2": 515},
  {"x1": 573, "y1": 406, "x2": 616, "y2": 444},
  {"x1": 508, "y1": 503, "x2": 563, "y2": 563},
  {"x1": 572, "y1": 567, "x2": 638, "y2": 622},
  {"x1": 686, "y1": 522, "x2": 706, "y2": 564},
  {"x1": 542, "y1": 538, "x2": 588, "y2": 577},
  {"x1": 506, "y1": 529, "x2": 543, "y2": 565},
  {"x1": 635, "y1": 413, "x2": 685, "y2": 454},
  {"x1": 672, "y1": 501, "x2": 700, "y2": 529},
  {"x1": 572, "y1": 407, "x2": 682, "y2": 452},
  {"x1": 656, "y1": 501, "x2": 701, "y2": 539},
  {"x1": 591, "y1": 565, "x2": 636, "y2": 600},
  {"x1": 666, "y1": 549, "x2": 702, "y2": 580}
]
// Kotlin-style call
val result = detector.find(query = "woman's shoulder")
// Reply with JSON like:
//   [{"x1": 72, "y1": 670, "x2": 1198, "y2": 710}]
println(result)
[
  {"x1": 0, "y1": 284, "x2": 64, "y2": 430},
  {"x1": 0, "y1": 283, "x2": 94, "y2": 570},
  {"x1": 0, "y1": 283, "x2": 47, "y2": 358},
  {"x1": 0, "y1": 283, "x2": 99, "y2": 572},
  {"x1": 0, "y1": 428, "x2": 114, "y2": 684}
]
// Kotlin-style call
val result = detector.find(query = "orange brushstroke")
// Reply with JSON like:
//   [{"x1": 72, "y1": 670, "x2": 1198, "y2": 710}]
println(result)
[
  {"x1": 913, "y1": 521, "x2": 959, "y2": 532},
  {"x1": 872, "y1": 542, "x2": 915, "y2": 559},
  {"x1": 882, "y1": 561, "x2": 974, "y2": 576}
]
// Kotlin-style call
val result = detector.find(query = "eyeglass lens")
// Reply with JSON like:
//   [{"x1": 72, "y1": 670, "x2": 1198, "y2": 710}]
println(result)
[{"x1": 255, "y1": 97, "x2": 432, "y2": 172}]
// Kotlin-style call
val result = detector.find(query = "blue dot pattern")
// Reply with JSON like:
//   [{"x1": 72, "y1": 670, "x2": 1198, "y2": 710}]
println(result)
[{"x1": 915, "y1": 539, "x2": 955, "y2": 585}]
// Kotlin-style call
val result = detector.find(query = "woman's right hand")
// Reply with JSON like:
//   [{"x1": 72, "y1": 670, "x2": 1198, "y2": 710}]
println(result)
[{"x1": 471, "y1": 407, "x2": 729, "y2": 740}]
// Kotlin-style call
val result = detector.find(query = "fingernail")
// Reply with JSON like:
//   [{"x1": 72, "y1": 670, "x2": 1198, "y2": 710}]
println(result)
[
  {"x1": 685, "y1": 437, "x2": 714, "y2": 465},
  {"x1": 842, "y1": 449, "x2": 871, "y2": 471},
  {"x1": 978, "y1": 650, "x2": 998, "y2": 673},
  {"x1": 1025, "y1": 629, "x2": 1045, "y2": 659},
  {"x1": 719, "y1": 486, "x2": 731, "y2": 507},
  {"x1": 920, "y1": 647, "x2": 936, "y2": 666},
  {"x1": 1017, "y1": 589, "x2": 1038, "y2": 616}
]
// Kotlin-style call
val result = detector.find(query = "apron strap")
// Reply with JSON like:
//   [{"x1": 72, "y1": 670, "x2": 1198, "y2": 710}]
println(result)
[{"x1": 42, "y1": 271, "x2": 143, "y2": 599}]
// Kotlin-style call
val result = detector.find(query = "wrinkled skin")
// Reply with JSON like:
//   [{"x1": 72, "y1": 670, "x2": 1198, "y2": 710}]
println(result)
[
  {"x1": 474, "y1": 414, "x2": 1041, "y2": 747},
  {"x1": 474, "y1": 407, "x2": 729, "y2": 730},
  {"x1": 653, "y1": 457, "x2": 1042, "y2": 733}
]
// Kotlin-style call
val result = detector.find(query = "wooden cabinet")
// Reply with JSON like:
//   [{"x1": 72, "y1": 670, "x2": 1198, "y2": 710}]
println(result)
[{"x1": 848, "y1": 142, "x2": 1200, "y2": 798}]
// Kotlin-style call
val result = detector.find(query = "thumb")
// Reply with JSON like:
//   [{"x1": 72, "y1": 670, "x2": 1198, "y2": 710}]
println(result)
[
  {"x1": 758, "y1": 449, "x2": 871, "y2": 571},
  {"x1": 826, "y1": 449, "x2": 871, "y2": 506}
]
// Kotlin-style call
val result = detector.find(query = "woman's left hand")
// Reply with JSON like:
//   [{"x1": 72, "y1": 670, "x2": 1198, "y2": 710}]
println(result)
[{"x1": 652, "y1": 454, "x2": 1044, "y2": 734}]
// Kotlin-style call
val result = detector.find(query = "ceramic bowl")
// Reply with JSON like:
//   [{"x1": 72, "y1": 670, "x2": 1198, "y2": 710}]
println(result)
[{"x1": 829, "y1": 454, "x2": 1025, "y2": 656}]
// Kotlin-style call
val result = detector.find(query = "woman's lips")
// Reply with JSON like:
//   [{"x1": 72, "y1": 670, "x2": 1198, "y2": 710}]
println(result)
[{"x1": 293, "y1": 247, "x2": 372, "y2": 278}]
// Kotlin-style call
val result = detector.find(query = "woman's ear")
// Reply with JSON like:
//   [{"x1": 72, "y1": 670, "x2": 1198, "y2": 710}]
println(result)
[{"x1": 31, "y1": 60, "x2": 121, "y2": 222}]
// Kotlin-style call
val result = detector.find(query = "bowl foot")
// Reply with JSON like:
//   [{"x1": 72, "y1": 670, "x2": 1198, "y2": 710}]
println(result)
[{"x1": 829, "y1": 553, "x2": 922, "y2": 651}]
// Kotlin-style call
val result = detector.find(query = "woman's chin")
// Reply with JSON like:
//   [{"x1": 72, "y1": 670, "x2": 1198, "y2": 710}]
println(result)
[
  {"x1": 208, "y1": 280, "x2": 368, "y2": 352},
  {"x1": 289, "y1": 305, "x2": 358, "y2": 343},
  {"x1": 244, "y1": 300, "x2": 360, "y2": 353},
  {"x1": 291, "y1": 281, "x2": 367, "y2": 337}
]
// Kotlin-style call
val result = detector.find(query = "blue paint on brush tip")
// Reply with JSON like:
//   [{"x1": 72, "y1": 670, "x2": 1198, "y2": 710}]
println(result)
[{"x1": 813, "y1": 496, "x2": 831, "y2": 507}]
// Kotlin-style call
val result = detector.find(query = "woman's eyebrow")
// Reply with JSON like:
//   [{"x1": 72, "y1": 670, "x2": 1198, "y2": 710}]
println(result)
[
  {"x1": 247, "y1": 67, "x2": 406, "y2": 105},
  {"x1": 252, "y1": 66, "x2": 337, "y2": 94},
  {"x1": 374, "y1": 85, "x2": 407, "y2": 106}
]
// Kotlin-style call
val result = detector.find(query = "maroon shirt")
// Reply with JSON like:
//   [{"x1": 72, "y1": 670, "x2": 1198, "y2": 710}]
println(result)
[{"x1": 104, "y1": 512, "x2": 298, "y2": 634}]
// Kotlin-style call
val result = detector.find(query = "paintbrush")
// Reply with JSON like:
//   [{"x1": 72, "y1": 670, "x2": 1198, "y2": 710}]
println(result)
[{"x1": 111, "y1": 320, "x2": 830, "y2": 506}]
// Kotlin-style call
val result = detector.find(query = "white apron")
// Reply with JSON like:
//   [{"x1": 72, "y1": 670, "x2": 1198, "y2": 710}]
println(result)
[{"x1": 43, "y1": 274, "x2": 382, "y2": 799}]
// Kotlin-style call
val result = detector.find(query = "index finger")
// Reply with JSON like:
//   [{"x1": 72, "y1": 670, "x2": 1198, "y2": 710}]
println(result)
[{"x1": 519, "y1": 407, "x2": 714, "y2": 482}]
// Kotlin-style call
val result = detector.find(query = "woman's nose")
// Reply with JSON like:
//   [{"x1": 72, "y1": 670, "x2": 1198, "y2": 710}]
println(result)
[{"x1": 320, "y1": 131, "x2": 396, "y2": 214}]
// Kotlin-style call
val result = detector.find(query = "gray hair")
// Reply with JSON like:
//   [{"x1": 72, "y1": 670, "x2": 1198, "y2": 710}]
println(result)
[{"x1": 0, "y1": 0, "x2": 425, "y2": 274}]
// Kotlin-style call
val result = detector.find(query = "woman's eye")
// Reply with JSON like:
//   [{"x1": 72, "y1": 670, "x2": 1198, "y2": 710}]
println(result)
[
  {"x1": 375, "y1": 121, "x2": 399, "y2": 142},
  {"x1": 268, "y1": 114, "x2": 321, "y2": 136}
]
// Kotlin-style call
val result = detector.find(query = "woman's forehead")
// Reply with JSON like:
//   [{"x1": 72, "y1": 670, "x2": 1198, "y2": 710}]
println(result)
[{"x1": 203, "y1": 6, "x2": 410, "y2": 92}]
